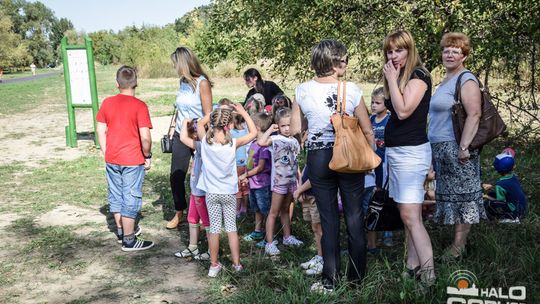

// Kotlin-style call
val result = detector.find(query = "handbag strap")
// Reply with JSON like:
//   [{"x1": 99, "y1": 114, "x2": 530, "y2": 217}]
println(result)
[
  {"x1": 335, "y1": 80, "x2": 347, "y2": 115},
  {"x1": 454, "y1": 71, "x2": 483, "y2": 104},
  {"x1": 167, "y1": 106, "x2": 178, "y2": 139}
]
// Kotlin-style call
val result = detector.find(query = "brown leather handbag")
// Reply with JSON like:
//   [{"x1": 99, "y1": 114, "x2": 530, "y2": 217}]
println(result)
[
  {"x1": 329, "y1": 81, "x2": 381, "y2": 173},
  {"x1": 452, "y1": 71, "x2": 506, "y2": 150}
]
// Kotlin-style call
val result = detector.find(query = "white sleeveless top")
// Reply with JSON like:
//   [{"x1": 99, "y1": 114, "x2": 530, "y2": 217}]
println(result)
[
  {"x1": 175, "y1": 76, "x2": 206, "y2": 133},
  {"x1": 197, "y1": 138, "x2": 238, "y2": 194}
]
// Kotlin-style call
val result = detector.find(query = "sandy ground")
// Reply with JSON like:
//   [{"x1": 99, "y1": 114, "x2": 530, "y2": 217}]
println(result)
[{"x1": 0, "y1": 100, "x2": 208, "y2": 303}]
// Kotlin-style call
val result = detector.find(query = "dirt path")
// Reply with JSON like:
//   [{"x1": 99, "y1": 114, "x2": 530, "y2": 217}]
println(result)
[
  {"x1": 0, "y1": 99, "x2": 208, "y2": 303},
  {"x1": 0, "y1": 71, "x2": 62, "y2": 84}
]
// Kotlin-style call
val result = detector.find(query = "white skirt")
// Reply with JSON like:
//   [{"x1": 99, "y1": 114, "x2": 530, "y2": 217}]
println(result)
[{"x1": 386, "y1": 142, "x2": 431, "y2": 204}]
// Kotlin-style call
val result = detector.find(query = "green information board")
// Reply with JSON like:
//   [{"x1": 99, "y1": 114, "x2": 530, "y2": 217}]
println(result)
[{"x1": 61, "y1": 36, "x2": 99, "y2": 147}]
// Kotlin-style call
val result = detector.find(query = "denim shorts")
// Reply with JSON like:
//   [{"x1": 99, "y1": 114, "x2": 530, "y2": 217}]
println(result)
[
  {"x1": 106, "y1": 163, "x2": 145, "y2": 219},
  {"x1": 249, "y1": 186, "x2": 270, "y2": 216}
]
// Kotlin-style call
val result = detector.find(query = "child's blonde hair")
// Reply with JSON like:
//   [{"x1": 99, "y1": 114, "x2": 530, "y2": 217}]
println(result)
[
  {"x1": 206, "y1": 108, "x2": 234, "y2": 145},
  {"x1": 219, "y1": 98, "x2": 244, "y2": 129},
  {"x1": 274, "y1": 107, "x2": 292, "y2": 125}
]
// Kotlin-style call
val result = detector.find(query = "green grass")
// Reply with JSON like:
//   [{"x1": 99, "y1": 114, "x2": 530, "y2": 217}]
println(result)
[{"x1": 0, "y1": 65, "x2": 538, "y2": 303}]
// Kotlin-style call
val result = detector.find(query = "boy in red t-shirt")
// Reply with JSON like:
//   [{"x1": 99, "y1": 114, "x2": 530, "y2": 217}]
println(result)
[{"x1": 96, "y1": 66, "x2": 154, "y2": 251}]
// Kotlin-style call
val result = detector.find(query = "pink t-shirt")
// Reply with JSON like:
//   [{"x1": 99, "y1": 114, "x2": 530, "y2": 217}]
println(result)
[{"x1": 246, "y1": 141, "x2": 271, "y2": 189}]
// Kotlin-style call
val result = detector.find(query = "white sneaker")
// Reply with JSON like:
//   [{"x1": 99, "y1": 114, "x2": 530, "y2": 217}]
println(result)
[
  {"x1": 499, "y1": 218, "x2": 520, "y2": 224},
  {"x1": 310, "y1": 282, "x2": 334, "y2": 294},
  {"x1": 283, "y1": 235, "x2": 304, "y2": 247},
  {"x1": 300, "y1": 255, "x2": 323, "y2": 270},
  {"x1": 232, "y1": 264, "x2": 243, "y2": 272},
  {"x1": 305, "y1": 260, "x2": 323, "y2": 275},
  {"x1": 208, "y1": 263, "x2": 223, "y2": 278},
  {"x1": 265, "y1": 242, "x2": 281, "y2": 256},
  {"x1": 194, "y1": 251, "x2": 210, "y2": 260}
]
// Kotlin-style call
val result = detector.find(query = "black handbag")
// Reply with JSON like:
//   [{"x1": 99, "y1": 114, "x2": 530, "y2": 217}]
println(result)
[
  {"x1": 452, "y1": 71, "x2": 506, "y2": 150},
  {"x1": 161, "y1": 108, "x2": 177, "y2": 153},
  {"x1": 365, "y1": 177, "x2": 404, "y2": 231}
]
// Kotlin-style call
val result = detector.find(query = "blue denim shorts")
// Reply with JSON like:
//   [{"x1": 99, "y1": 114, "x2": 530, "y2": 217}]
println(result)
[
  {"x1": 106, "y1": 163, "x2": 145, "y2": 219},
  {"x1": 249, "y1": 186, "x2": 271, "y2": 216}
]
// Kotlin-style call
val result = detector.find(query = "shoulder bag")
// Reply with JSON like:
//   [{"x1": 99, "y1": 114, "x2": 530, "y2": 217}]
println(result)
[
  {"x1": 161, "y1": 107, "x2": 177, "y2": 153},
  {"x1": 452, "y1": 71, "x2": 506, "y2": 150},
  {"x1": 329, "y1": 81, "x2": 381, "y2": 173},
  {"x1": 365, "y1": 175, "x2": 404, "y2": 231}
]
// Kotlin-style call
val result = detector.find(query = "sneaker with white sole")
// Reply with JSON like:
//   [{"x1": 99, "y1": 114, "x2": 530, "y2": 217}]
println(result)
[
  {"x1": 265, "y1": 242, "x2": 280, "y2": 255},
  {"x1": 310, "y1": 281, "x2": 334, "y2": 294},
  {"x1": 116, "y1": 226, "x2": 142, "y2": 244},
  {"x1": 283, "y1": 235, "x2": 304, "y2": 247},
  {"x1": 232, "y1": 264, "x2": 243, "y2": 272},
  {"x1": 305, "y1": 261, "x2": 323, "y2": 275},
  {"x1": 208, "y1": 263, "x2": 223, "y2": 277},
  {"x1": 121, "y1": 237, "x2": 154, "y2": 252},
  {"x1": 174, "y1": 247, "x2": 199, "y2": 258},
  {"x1": 300, "y1": 255, "x2": 323, "y2": 270}
]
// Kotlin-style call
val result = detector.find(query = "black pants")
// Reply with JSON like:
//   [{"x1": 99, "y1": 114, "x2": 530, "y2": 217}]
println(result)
[
  {"x1": 307, "y1": 148, "x2": 366, "y2": 286},
  {"x1": 170, "y1": 132, "x2": 192, "y2": 211}
]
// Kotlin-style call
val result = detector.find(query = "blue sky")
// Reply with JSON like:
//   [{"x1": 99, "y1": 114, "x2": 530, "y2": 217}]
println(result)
[{"x1": 33, "y1": 0, "x2": 211, "y2": 32}]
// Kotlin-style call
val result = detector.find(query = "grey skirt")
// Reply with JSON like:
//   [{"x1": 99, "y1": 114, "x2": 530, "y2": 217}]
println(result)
[{"x1": 431, "y1": 141, "x2": 486, "y2": 225}]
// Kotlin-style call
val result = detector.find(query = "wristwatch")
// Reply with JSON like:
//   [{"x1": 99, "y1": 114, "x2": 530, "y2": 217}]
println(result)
[{"x1": 144, "y1": 152, "x2": 152, "y2": 159}]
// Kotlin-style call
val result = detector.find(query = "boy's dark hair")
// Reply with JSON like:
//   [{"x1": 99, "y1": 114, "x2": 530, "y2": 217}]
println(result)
[
  {"x1": 116, "y1": 66, "x2": 138, "y2": 89},
  {"x1": 252, "y1": 112, "x2": 273, "y2": 132},
  {"x1": 372, "y1": 86, "x2": 384, "y2": 97}
]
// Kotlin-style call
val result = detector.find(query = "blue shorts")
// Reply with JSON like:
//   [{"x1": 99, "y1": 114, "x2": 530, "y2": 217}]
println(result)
[
  {"x1": 249, "y1": 186, "x2": 271, "y2": 216},
  {"x1": 106, "y1": 163, "x2": 145, "y2": 219}
]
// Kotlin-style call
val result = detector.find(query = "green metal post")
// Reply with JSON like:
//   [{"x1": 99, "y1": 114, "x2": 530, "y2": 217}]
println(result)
[
  {"x1": 85, "y1": 36, "x2": 100, "y2": 148},
  {"x1": 61, "y1": 37, "x2": 77, "y2": 147}
]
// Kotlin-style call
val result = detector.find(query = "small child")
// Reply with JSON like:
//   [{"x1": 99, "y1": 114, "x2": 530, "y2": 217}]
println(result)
[
  {"x1": 258, "y1": 107, "x2": 303, "y2": 255},
  {"x1": 271, "y1": 94, "x2": 293, "y2": 122},
  {"x1": 196, "y1": 103, "x2": 257, "y2": 277},
  {"x1": 175, "y1": 118, "x2": 210, "y2": 260},
  {"x1": 422, "y1": 166, "x2": 436, "y2": 220},
  {"x1": 244, "y1": 93, "x2": 266, "y2": 115},
  {"x1": 96, "y1": 66, "x2": 153, "y2": 251},
  {"x1": 363, "y1": 87, "x2": 392, "y2": 252},
  {"x1": 484, "y1": 153, "x2": 527, "y2": 223},
  {"x1": 294, "y1": 165, "x2": 323, "y2": 275},
  {"x1": 241, "y1": 112, "x2": 273, "y2": 246}
]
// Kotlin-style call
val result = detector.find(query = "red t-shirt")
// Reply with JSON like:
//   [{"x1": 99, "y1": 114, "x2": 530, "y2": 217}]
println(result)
[{"x1": 96, "y1": 94, "x2": 152, "y2": 166}]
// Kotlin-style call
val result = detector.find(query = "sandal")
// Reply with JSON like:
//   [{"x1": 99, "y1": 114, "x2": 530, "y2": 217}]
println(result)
[
  {"x1": 174, "y1": 247, "x2": 199, "y2": 258},
  {"x1": 194, "y1": 251, "x2": 210, "y2": 260},
  {"x1": 401, "y1": 265, "x2": 421, "y2": 281}
]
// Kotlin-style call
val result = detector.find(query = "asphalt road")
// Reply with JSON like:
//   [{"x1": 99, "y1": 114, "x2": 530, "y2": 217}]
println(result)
[{"x1": 0, "y1": 71, "x2": 62, "y2": 84}]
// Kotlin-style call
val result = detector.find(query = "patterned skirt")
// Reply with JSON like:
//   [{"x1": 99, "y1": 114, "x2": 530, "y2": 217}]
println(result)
[{"x1": 431, "y1": 141, "x2": 487, "y2": 225}]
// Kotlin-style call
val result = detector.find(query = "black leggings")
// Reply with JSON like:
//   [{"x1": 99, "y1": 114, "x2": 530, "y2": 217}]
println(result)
[{"x1": 170, "y1": 132, "x2": 192, "y2": 211}]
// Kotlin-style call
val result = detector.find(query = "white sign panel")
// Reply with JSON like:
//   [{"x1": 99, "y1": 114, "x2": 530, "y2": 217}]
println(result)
[{"x1": 67, "y1": 49, "x2": 92, "y2": 105}]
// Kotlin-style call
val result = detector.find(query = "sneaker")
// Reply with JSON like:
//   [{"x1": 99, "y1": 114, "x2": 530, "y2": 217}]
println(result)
[
  {"x1": 265, "y1": 242, "x2": 281, "y2": 256},
  {"x1": 310, "y1": 281, "x2": 334, "y2": 294},
  {"x1": 208, "y1": 263, "x2": 222, "y2": 278},
  {"x1": 174, "y1": 247, "x2": 199, "y2": 258},
  {"x1": 256, "y1": 239, "x2": 276, "y2": 248},
  {"x1": 243, "y1": 231, "x2": 264, "y2": 242},
  {"x1": 116, "y1": 226, "x2": 142, "y2": 244},
  {"x1": 499, "y1": 218, "x2": 520, "y2": 224},
  {"x1": 305, "y1": 261, "x2": 323, "y2": 275},
  {"x1": 300, "y1": 255, "x2": 323, "y2": 270},
  {"x1": 232, "y1": 264, "x2": 243, "y2": 272},
  {"x1": 194, "y1": 251, "x2": 210, "y2": 260},
  {"x1": 283, "y1": 235, "x2": 304, "y2": 247},
  {"x1": 121, "y1": 237, "x2": 154, "y2": 252}
]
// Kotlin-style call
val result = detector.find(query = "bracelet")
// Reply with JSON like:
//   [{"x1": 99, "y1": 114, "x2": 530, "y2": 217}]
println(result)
[{"x1": 459, "y1": 146, "x2": 468, "y2": 151}]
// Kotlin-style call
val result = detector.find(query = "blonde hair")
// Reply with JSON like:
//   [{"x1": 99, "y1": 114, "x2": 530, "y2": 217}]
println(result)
[
  {"x1": 206, "y1": 108, "x2": 233, "y2": 145},
  {"x1": 171, "y1": 47, "x2": 212, "y2": 91},
  {"x1": 382, "y1": 30, "x2": 428, "y2": 98},
  {"x1": 251, "y1": 112, "x2": 273, "y2": 132},
  {"x1": 440, "y1": 32, "x2": 471, "y2": 57}
]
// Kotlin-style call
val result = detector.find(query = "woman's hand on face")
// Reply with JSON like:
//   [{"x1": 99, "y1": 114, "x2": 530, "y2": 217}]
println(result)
[{"x1": 383, "y1": 60, "x2": 400, "y2": 82}]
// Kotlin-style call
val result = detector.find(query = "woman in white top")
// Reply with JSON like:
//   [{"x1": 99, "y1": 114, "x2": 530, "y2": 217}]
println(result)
[
  {"x1": 167, "y1": 47, "x2": 213, "y2": 229},
  {"x1": 291, "y1": 39, "x2": 374, "y2": 293}
]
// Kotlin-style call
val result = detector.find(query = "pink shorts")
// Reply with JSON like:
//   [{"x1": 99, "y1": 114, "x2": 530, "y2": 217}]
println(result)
[
  {"x1": 236, "y1": 166, "x2": 250, "y2": 199},
  {"x1": 272, "y1": 183, "x2": 297, "y2": 195},
  {"x1": 187, "y1": 195, "x2": 210, "y2": 227}
]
